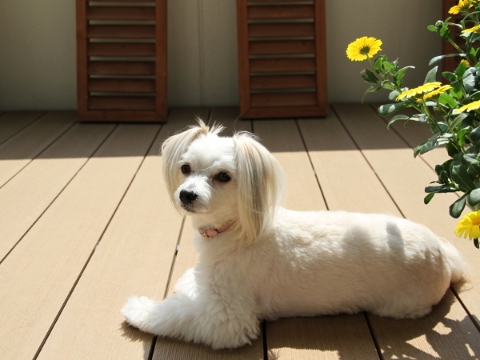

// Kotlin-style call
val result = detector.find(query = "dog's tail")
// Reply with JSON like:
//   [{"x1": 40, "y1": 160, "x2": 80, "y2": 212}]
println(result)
[{"x1": 440, "y1": 238, "x2": 468, "y2": 284}]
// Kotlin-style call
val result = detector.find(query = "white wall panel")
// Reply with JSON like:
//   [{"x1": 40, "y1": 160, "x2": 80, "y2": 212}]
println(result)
[{"x1": 0, "y1": 0, "x2": 442, "y2": 110}]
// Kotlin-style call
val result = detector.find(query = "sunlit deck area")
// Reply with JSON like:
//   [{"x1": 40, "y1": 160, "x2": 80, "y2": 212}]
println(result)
[{"x1": 0, "y1": 104, "x2": 479, "y2": 359}]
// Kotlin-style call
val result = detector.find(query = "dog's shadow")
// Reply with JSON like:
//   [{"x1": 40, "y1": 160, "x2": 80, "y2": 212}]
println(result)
[
  {"x1": 120, "y1": 321, "x2": 266, "y2": 359},
  {"x1": 267, "y1": 290, "x2": 480, "y2": 360},
  {"x1": 120, "y1": 291, "x2": 479, "y2": 359},
  {"x1": 119, "y1": 322, "x2": 155, "y2": 360}
]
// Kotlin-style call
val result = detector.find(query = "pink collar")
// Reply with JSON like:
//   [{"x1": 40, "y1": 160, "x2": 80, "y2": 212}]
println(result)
[{"x1": 199, "y1": 221, "x2": 234, "y2": 238}]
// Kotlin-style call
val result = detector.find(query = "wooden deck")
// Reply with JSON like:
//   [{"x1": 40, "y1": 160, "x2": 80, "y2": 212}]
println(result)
[{"x1": 0, "y1": 104, "x2": 479, "y2": 359}]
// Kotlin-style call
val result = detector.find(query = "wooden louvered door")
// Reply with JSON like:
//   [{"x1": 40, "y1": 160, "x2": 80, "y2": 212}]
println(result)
[
  {"x1": 76, "y1": 0, "x2": 167, "y2": 122},
  {"x1": 237, "y1": 0, "x2": 327, "y2": 119}
]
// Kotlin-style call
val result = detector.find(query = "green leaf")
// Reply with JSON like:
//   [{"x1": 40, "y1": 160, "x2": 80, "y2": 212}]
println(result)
[
  {"x1": 424, "y1": 193, "x2": 435, "y2": 204},
  {"x1": 374, "y1": 55, "x2": 386, "y2": 73},
  {"x1": 470, "y1": 127, "x2": 480, "y2": 143},
  {"x1": 468, "y1": 91, "x2": 480, "y2": 101},
  {"x1": 464, "y1": 154, "x2": 478, "y2": 164},
  {"x1": 386, "y1": 114, "x2": 409, "y2": 129},
  {"x1": 435, "y1": 164, "x2": 444, "y2": 175},
  {"x1": 439, "y1": 25, "x2": 452, "y2": 40},
  {"x1": 430, "y1": 121, "x2": 448, "y2": 134},
  {"x1": 424, "y1": 66, "x2": 438, "y2": 83},
  {"x1": 414, "y1": 134, "x2": 449, "y2": 157},
  {"x1": 378, "y1": 102, "x2": 408, "y2": 117},
  {"x1": 451, "y1": 159, "x2": 476, "y2": 191},
  {"x1": 383, "y1": 61, "x2": 393, "y2": 72},
  {"x1": 389, "y1": 90, "x2": 400, "y2": 100},
  {"x1": 394, "y1": 70, "x2": 405, "y2": 88},
  {"x1": 468, "y1": 188, "x2": 480, "y2": 206},
  {"x1": 429, "y1": 55, "x2": 445, "y2": 66},
  {"x1": 455, "y1": 61, "x2": 467, "y2": 78},
  {"x1": 449, "y1": 193, "x2": 467, "y2": 218},
  {"x1": 409, "y1": 114, "x2": 428, "y2": 123},
  {"x1": 463, "y1": 69, "x2": 475, "y2": 93},
  {"x1": 457, "y1": 128, "x2": 470, "y2": 147},
  {"x1": 429, "y1": 54, "x2": 464, "y2": 67},
  {"x1": 438, "y1": 93, "x2": 457, "y2": 109},
  {"x1": 447, "y1": 142, "x2": 460, "y2": 157},
  {"x1": 451, "y1": 113, "x2": 468, "y2": 129},
  {"x1": 361, "y1": 69, "x2": 379, "y2": 84},
  {"x1": 366, "y1": 69, "x2": 379, "y2": 83},
  {"x1": 442, "y1": 71, "x2": 457, "y2": 82},
  {"x1": 425, "y1": 185, "x2": 456, "y2": 193},
  {"x1": 393, "y1": 66, "x2": 414, "y2": 87},
  {"x1": 427, "y1": 25, "x2": 437, "y2": 32},
  {"x1": 471, "y1": 33, "x2": 480, "y2": 43}
]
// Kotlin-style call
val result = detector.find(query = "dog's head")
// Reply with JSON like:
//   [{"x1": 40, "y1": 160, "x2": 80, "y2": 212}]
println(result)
[{"x1": 161, "y1": 120, "x2": 285, "y2": 244}]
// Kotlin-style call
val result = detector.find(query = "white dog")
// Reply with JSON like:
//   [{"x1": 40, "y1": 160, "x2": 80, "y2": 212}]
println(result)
[{"x1": 122, "y1": 120, "x2": 467, "y2": 349}]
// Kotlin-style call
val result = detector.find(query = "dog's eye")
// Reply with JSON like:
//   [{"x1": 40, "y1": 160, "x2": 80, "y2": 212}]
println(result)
[
  {"x1": 181, "y1": 164, "x2": 191, "y2": 174},
  {"x1": 216, "y1": 172, "x2": 231, "y2": 182}
]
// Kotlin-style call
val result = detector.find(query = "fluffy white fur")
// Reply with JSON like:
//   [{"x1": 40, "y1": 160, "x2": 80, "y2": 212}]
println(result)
[{"x1": 121, "y1": 120, "x2": 467, "y2": 349}]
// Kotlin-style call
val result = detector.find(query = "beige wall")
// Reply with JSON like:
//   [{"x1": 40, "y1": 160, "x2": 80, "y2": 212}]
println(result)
[{"x1": 0, "y1": 0, "x2": 442, "y2": 110}]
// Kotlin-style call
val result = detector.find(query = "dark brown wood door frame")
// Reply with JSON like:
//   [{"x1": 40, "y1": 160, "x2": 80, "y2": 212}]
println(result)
[
  {"x1": 76, "y1": 0, "x2": 167, "y2": 122},
  {"x1": 237, "y1": 0, "x2": 328, "y2": 119}
]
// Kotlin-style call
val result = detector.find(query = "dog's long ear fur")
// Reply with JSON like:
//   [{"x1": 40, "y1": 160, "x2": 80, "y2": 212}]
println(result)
[
  {"x1": 161, "y1": 119, "x2": 224, "y2": 204},
  {"x1": 233, "y1": 132, "x2": 285, "y2": 245}
]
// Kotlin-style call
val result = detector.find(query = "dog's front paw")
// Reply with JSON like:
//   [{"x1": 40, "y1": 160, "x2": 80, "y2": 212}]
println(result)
[{"x1": 121, "y1": 296, "x2": 156, "y2": 331}]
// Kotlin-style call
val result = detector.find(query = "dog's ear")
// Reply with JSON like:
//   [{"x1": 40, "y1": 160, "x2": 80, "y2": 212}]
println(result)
[
  {"x1": 161, "y1": 119, "x2": 221, "y2": 203},
  {"x1": 233, "y1": 133, "x2": 285, "y2": 244}
]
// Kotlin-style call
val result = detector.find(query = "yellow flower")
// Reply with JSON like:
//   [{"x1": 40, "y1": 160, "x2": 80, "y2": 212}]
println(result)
[
  {"x1": 461, "y1": 59, "x2": 470, "y2": 67},
  {"x1": 449, "y1": 0, "x2": 473, "y2": 14},
  {"x1": 454, "y1": 210, "x2": 480, "y2": 239},
  {"x1": 422, "y1": 85, "x2": 452, "y2": 100},
  {"x1": 396, "y1": 82, "x2": 442, "y2": 101},
  {"x1": 456, "y1": 99, "x2": 480, "y2": 113},
  {"x1": 462, "y1": 24, "x2": 480, "y2": 33},
  {"x1": 346, "y1": 37, "x2": 382, "y2": 61}
]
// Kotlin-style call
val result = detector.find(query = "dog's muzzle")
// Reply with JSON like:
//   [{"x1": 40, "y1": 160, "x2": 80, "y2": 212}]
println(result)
[{"x1": 179, "y1": 189, "x2": 198, "y2": 205}]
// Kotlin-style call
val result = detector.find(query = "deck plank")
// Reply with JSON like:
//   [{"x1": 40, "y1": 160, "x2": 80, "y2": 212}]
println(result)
[
  {"x1": 0, "y1": 123, "x2": 115, "y2": 261},
  {"x1": 0, "y1": 111, "x2": 76, "y2": 187},
  {"x1": 152, "y1": 109, "x2": 265, "y2": 359},
  {"x1": 333, "y1": 103, "x2": 480, "y2": 358},
  {"x1": 255, "y1": 119, "x2": 378, "y2": 359},
  {"x1": 0, "y1": 124, "x2": 159, "y2": 360},
  {"x1": 0, "y1": 111, "x2": 46, "y2": 145}
]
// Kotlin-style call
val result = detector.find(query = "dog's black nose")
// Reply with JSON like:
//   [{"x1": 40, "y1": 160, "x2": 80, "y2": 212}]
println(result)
[{"x1": 179, "y1": 189, "x2": 198, "y2": 204}]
